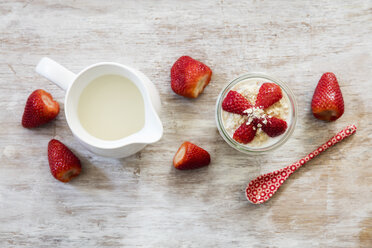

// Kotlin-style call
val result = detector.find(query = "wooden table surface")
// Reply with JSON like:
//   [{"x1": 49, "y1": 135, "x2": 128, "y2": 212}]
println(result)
[{"x1": 1, "y1": 0, "x2": 371, "y2": 247}]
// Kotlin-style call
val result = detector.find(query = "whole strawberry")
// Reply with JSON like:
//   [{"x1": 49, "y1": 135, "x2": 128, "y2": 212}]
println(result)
[
  {"x1": 311, "y1": 72, "x2": 344, "y2": 121},
  {"x1": 173, "y1": 141, "x2": 210, "y2": 170},
  {"x1": 171, "y1": 56, "x2": 212, "y2": 98},
  {"x1": 22, "y1": 89, "x2": 60, "y2": 128},
  {"x1": 48, "y1": 139, "x2": 81, "y2": 183}
]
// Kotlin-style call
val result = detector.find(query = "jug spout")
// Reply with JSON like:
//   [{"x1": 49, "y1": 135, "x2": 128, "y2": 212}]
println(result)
[
  {"x1": 136, "y1": 99, "x2": 163, "y2": 145},
  {"x1": 139, "y1": 122, "x2": 163, "y2": 144}
]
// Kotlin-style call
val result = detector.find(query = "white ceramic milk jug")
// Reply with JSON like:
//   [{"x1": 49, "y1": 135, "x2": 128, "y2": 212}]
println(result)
[{"x1": 36, "y1": 57, "x2": 163, "y2": 158}]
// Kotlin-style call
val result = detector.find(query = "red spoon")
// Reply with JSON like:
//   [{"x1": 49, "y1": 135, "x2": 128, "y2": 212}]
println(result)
[{"x1": 246, "y1": 124, "x2": 357, "y2": 204}]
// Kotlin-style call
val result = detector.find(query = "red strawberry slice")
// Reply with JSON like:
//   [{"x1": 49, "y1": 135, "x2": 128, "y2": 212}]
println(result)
[
  {"x1": 171, "y1": 56, "x2": 212, "y2": 98},
  {"x1": 255, "y1": 83, "x2": 283, "y2": 109},
  {"x1": 311, "y1": 72, "x2": 344, "y2": 121},
  {"x1": 48, "y1": 139, "x2": 81, "y2": 183},
  {"x1": 22, "y1": 89, "x2": 60, "y2": 128},
  {"x1": 259, "y1": 117, "x2": 287, "y2": 137},
  {"x1": 222, "y1": 90, "x2": 253, "y2": 115},
  {"x1": 173, "y1": 141, "x2": 211, "y2": 170},
  {"x1": 233, "y1": 122, "x2": 257, "y2": 144}
]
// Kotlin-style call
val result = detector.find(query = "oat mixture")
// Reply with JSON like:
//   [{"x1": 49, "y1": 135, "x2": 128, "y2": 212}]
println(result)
[{"x1": 221, "y1": 80, "x2": 290, "y2": 147}]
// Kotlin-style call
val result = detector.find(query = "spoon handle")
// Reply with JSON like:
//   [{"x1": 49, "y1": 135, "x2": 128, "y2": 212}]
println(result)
[{"x1": 293, "y1": 124, "x2": 357, "y2": 169}]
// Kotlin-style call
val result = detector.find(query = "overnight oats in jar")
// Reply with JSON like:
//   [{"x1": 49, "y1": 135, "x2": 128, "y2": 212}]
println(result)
[{"x1": 216, "y1": 73, "x2": 297, "y2": 154}]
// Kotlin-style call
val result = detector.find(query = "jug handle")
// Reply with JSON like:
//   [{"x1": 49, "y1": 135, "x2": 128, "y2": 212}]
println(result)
[{"x1": 35, "y1": 57, "x2": 76, "y2": 91}]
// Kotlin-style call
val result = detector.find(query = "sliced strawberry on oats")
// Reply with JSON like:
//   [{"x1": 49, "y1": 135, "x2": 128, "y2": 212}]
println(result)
[
  {"x1": 259, "y1": 116, "x2": 287, "y2": 137},
  {"x1": 255, "y1": 83, "x2": 283, "y2": 109},
  {"x1": 233, "y1": 122, "x2": 257, "y2": 144},
  {"x1": 222, "y1": 90, "x2": 253, "y2": 115}
]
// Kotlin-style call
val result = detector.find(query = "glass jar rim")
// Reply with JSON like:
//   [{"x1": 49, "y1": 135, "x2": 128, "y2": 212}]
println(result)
[{"x1": 215, "y1": 72, "x2": 297, "y2": 154}]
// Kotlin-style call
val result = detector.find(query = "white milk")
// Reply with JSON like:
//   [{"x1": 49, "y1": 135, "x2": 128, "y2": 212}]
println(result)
[{"x1": 78, "y1": 74, "x2": 145, "y2": 141}]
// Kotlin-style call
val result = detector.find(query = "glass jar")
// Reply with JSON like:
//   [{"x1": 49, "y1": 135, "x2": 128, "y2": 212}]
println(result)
[{"x1": 215, "y1": 72, "x2": 297, "y2": 154}]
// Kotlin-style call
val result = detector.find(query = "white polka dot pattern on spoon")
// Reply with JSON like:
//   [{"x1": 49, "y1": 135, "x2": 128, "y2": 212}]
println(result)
[{"x1": 246, "y1": 124, "x2": 357, "y2": 204}]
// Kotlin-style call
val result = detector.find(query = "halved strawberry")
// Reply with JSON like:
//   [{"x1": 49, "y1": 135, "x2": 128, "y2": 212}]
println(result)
[
  {"x1": 311, "y1": 72, "x2": 344, "y2": 121},
  {"x1": 233, "y1": 122, "x2": 257, "y2": 144},
  {"x1": 171, "y1": 56, "x2": 212, "y2": 98},
  {"x1": 255, "y1": 83, "x2": 283, "y2": 109},
  {"x1": 22, "y1": 89, "x2": 60, "y2": 128},
  {"x1": 259, "y1": 117, "x2": 287, "y2": 137},
  {"x1": 222, "y1": 90, "x2": 253, "y2": 115},
  {"x1": 173, "y1": 141, "x2": 211, "y2": 170},
  {"x1": 48, "y1": 139, "x2": 81, "y2": 183}
]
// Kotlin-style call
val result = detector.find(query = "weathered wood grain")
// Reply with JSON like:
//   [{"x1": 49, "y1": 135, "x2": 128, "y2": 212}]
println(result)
[{"x1": 0, "y1": 0, "x2": 371, "y2": 247}]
